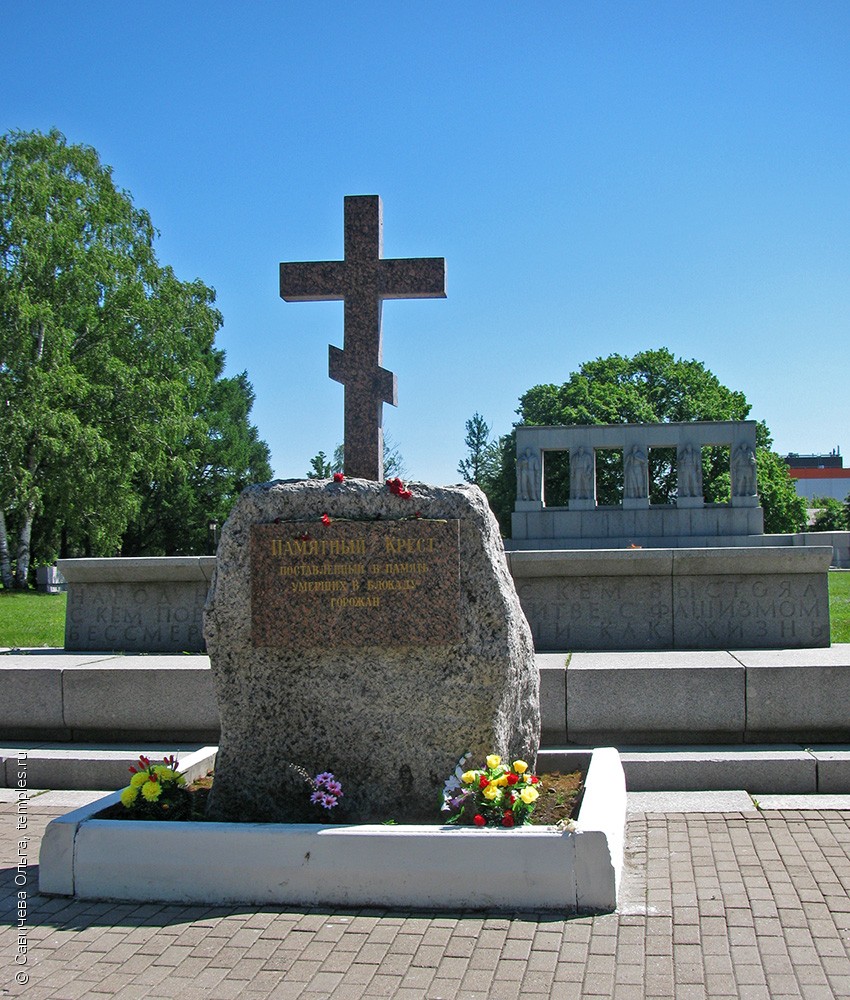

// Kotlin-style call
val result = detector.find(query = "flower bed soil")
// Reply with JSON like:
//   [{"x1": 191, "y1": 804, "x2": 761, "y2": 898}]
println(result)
[{"x1": 95, "y1": 770, "x2": 584, "y2": 826}]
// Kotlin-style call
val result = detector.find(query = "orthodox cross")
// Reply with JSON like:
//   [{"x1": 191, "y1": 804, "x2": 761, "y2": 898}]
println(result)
[{"x1": 279, "y1": 195, "x2": 446, "y2": 481}]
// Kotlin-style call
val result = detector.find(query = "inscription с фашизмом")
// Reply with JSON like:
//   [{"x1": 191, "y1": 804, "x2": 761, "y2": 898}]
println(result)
[{"x1": 250, "y1": 520, "x2": 461, "y2": 647}]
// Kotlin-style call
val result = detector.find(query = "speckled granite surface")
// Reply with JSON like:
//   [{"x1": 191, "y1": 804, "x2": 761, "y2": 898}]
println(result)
[{"x1": 204, "y1": 478, "x2": 539, "y2": 823}]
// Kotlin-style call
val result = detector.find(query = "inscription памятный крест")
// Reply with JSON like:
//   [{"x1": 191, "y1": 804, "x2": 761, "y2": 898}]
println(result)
[{"x1": 250, "y1": 520, "x2": 461, "y2": 648}]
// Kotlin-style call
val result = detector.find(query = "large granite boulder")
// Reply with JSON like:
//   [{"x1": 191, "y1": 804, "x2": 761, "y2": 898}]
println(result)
[{"x1": 204, "y1": 478, "x2": 539, "y2": 823}]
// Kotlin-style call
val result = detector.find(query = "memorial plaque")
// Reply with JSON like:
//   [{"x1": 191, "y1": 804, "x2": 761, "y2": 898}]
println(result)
[{"x1": 251, "y1": 519, "x2": 461, "y2": 647}]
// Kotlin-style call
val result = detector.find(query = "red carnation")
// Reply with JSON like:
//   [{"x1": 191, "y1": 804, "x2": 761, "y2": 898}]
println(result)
[
  {"x1": 386, "y1": 477, "x2": 413, "y2": 499},
  {"x1": 333, "y1": 472, "x2": 344, "y2": 482},
  {"x1": 530, "y1": 775, "x2": 540, "y2": 784},
  {"x1": 479, "y1": 776, "x2": 489, "y2": 789},
  {"x1": 473, "y1": 814, "x2": 486, "y2": 827},
  {"x1": 506, "y1": 773, "x2": 519, "y2": 785},
  {"x1": 502, "y1": 812, "x2": 515, "y2": 827}
]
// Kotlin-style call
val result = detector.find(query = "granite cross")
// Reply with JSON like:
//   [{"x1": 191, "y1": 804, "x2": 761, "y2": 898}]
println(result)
[{"x1": 279, "y1": 195, "x2": 446, "y2": 481}]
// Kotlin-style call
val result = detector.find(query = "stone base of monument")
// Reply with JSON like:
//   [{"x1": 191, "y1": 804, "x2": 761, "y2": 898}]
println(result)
[
  {"x1": 39, "y1": 747, "x2": 626, "y2": 914},
  {"x1": 508, "y1": 547, "x2": 833, "y2": 651}
]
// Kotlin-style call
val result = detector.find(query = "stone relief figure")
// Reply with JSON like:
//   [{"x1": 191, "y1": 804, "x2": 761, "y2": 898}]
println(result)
[
  {"x1": 516, "y1": 447, "x2": 541, "y2": 502},
  {"x1": 678, "y1": 443, "x2": 703, "y2": 497},
  {"x1": 731, "y1": 442, "x2": 757, "y2": 497},
  {"x1": 570, "y1": 446, "x2": 594, "y2": 500},
  {"x1": 624, "y1": 444, "x2": 648, "y2": 499},
  {"x1": 516, "y1": 450, "x2": 528, "y2": 499}
]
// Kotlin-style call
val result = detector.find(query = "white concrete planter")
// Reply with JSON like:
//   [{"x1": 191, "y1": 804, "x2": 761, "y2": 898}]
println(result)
[{"x1": 39, "y1": 747, "x2": 626, "y2": 913}]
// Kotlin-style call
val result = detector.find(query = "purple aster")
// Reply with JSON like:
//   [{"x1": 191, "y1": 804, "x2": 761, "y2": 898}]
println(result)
[{"x1": 314, "y1": 772, "x2": 335, "y2": 787}]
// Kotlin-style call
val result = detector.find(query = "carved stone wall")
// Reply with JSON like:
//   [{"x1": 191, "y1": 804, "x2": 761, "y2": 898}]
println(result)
[{"x1": 512, "y1": 420, "x2": 763, "y2": 546}]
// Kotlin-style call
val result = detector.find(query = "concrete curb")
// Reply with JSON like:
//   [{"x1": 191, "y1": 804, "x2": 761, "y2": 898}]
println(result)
[{"x1": 39, "y1": 747, "x2": 625, "y2": 913}]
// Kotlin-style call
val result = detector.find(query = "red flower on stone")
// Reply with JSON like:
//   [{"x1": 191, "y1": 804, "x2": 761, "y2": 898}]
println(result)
[
  {"x1": 333, "y1": 472, "x2": 344, "y2": 483},
  {"x1": 502, "y1": 812, "x2": 515, "y2": 827},
  {"x1": 506, "y1": 773, "x2": 519, "y2": 785},
  {"x1": 479, "y1": 776, "x2": 490, "y2": 789},
  {"x1": 473, "y1": 814, "x2": 486, "y2": 827},
  {"x1": 321, "y1": 514, "x2": 331, "y2": 525},
  {"x1": 386, "y1": 477, "x2": 413, "y2": 500},
  {"x1": 530, "y1": 775, "x2": 540, "y2": 784}
]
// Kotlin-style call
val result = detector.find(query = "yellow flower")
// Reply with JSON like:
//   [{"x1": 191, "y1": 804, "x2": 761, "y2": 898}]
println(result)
[
  {"x1": 130, "y1": 771, "x2": 148, "y2": 789},
  {"x1": 486, "y1": 754, "x2": 501, "y2": 769},
  {"x1": 512, "y1": 760, "x2": 529, "y2": 774},
  {"x1": 461, "y1": 771, "x2": 477, "y2": 785},
  {"x1": 519, "y1": 786, "x2": 539, "y2": 805},
  {"x1": 495, "y1": 775, "x2": 509, "y2": 787},
  {"x1": 120, "y1": 786, "x2": 138, "y2": 808},
  {"x1": 482, "y1": 784, "x2": 501, "y2": 801},
  {"x1": 141, "y1": 780, "x2": 162, "y2": 802}
]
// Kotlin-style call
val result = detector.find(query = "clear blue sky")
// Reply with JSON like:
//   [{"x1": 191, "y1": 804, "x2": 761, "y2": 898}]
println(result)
[{"x1": 4, "y1": 2, "x2": 849, "y2": 483}]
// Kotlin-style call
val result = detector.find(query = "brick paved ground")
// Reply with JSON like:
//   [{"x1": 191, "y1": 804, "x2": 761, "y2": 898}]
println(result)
[{"x1": 2, "y1": 797, "x2": 850, "y2": 999}]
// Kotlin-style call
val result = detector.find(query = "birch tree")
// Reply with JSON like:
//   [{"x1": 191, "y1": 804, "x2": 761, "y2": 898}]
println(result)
[{"x1": 0, "y1": 129, "x2": 236, "y2": 583}]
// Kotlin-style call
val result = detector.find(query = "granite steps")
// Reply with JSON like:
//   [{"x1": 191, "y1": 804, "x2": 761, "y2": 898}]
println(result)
[{"x1": 3, "y1": 647, "x2": 850, "y2": 794}]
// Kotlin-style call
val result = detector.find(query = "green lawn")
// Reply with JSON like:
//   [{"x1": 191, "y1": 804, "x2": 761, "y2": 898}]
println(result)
[
  {"x1": 829, "y1": 570, "x2": 850, "y2": 644},
  {"x1": 1, "y1": 573, "x2": 850, "y2": 649},
  {"x1": 0, "y1": 590, "x2": 67, "y2": 648}
]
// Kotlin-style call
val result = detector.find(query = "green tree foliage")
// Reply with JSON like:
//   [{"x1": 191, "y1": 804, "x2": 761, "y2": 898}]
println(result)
[
  {"x1": 120, "y1": 368, "x2": 272, "y2": 555},
  {"x1": 481, "y1": 349, "x2": 806, "y2": 535},
  {"x1": 307, "y1": 433, "x2": 406, "y2": 480},
  {"x1": 458, "y1": 412, "x2": 500, "y2": 486},
  {"x1": 754, "y1": 448, "x2": 807, "y2": 534},
  {"x1": 0, "y1": 129, "x2": 270, "y2": 582},
  {"x1": 478, "y1": 430, "x2": 519, "y2": 527},
  {"x1": 306, "y1": 451, "x2": 333, "y2": 479},
  {"x1": 809, "y1": 496, "x2": 849, "y2": 532}
]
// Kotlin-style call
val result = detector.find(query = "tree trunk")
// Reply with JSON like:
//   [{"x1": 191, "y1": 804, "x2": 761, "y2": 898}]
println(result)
[
  {"x1": 0, "y1": 510, "x2": 13, "y2": 590},
  {"x1": 14, "y1": 506, "x2": 34, "y2": 589},
  {"x1": 15, "y1": 443, "x2": 39, "y2": 589}
]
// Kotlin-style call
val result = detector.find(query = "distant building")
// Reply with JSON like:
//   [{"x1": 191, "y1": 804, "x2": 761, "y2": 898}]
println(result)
[{"x1": 785, "y1": 449, "x2": 850, "y2": 502}]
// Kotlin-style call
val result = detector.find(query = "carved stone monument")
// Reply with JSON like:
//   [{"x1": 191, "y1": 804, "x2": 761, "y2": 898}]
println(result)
[
  {"x1": 511, "y1": 420, "x2": 764, "y2": 544},
  {"x1": 204, "y1": 196, "x2": 537, "y2": 822},
  {"x1": 204, "y1": 480, "x2": 539, "y2": 822},
  {"x1": 279, "y1": 195, "x2": 446, "y2": 481},
  {"x1": 507, "y1": 420, "x2": 832, "y2": 650}
]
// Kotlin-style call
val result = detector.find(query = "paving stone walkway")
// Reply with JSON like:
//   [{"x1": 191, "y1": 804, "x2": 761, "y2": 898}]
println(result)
[{"x1": 2, "y1": 797, "x2": 850, "y2": 999}]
